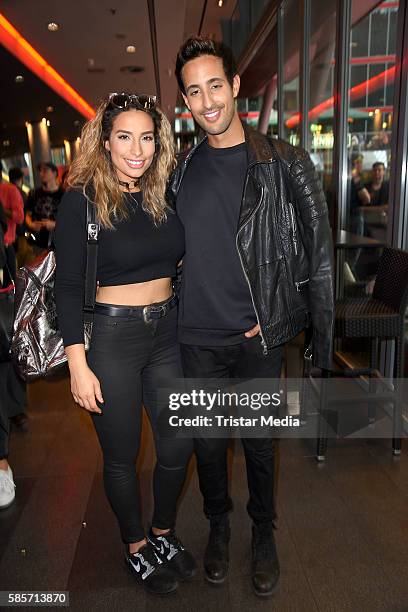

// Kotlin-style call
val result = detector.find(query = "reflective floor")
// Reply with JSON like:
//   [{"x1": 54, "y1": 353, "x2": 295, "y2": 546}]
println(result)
[{"x1": 0, "y1": 373, "x2": 407, "y2": 612}]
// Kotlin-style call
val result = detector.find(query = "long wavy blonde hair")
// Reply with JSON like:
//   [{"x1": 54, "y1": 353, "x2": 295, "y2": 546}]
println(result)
[{"x1": 67, "y1": 97, "x2": 176, "y2": 228}]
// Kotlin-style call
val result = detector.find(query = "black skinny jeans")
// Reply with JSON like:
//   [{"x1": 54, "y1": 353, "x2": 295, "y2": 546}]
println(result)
[
  {"x1": 181, "y1": 337, "x2": 283, "y2": 526},
  {"x1": 87, "y1": 305, "x2": 193, "y2": 544}
]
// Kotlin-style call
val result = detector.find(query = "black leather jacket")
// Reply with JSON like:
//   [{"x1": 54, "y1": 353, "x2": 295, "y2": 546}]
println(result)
[{"x1": 168, "y1": 124, "x2": 334, "y2": 369}]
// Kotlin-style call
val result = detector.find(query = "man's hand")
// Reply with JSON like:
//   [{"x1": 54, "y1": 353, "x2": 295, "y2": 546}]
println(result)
[
  {"x1": 42, "y1": 219, "x2": 56, "y2": 231},
  {"x1": 245, "y1": 324, "x2": 260, "y2": 338},
  {"x1": 26, "y1": 216, "x2": 43, "y2": 231}
]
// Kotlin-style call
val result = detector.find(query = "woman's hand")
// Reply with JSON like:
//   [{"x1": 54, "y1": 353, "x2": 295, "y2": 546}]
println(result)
[
  {"x1": 65, "y1": 344, "x2": 104, "y2": 413},
  {"x1": 69, "y1": 365, "x2": 104, "y2": 413}
]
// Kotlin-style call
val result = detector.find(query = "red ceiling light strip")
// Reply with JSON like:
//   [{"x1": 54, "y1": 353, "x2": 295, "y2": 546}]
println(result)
[
  {"x1": 0, "y1": 13, "x2": 95, "y2": 119},
  {"x1": 286, "y1": 65, "x2": 396, "y2": 128}
]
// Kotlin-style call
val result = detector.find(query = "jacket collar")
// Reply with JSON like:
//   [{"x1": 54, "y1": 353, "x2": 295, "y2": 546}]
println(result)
[
  {"x1": 243, "y1": 123, "x2": 276, "y2": 165},
  {"x1": 182, "y1": 121, "x2": 276, "y2": 168}
]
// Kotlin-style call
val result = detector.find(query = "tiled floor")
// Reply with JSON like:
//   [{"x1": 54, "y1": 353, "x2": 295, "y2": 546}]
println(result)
[{"x1": 0, "y1": 373, "x2": 407, "y2": 612}]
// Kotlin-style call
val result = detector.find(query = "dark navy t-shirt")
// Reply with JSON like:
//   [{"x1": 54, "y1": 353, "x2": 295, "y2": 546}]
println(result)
[{"x1": 176, "y1": 140, "x2": 256, "y2": 346}]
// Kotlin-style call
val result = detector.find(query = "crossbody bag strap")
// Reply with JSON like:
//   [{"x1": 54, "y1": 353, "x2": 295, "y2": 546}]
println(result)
[{"x1": 83, "y1": 199, "x2": 99, "y2": 323}]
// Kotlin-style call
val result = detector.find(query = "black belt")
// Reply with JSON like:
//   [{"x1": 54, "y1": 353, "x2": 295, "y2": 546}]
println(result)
[{"x1": 94, "y1": 294, "x2": 177, "y2": 323}]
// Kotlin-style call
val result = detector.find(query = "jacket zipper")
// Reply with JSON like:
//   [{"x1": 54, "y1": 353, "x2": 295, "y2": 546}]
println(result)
[
  {"x1": 295, "y1": 278, "x2": 309, "y2": 292},
  {"x1": 288, "y1": 202, "x2": 298, "y2": 255},
  {"x1": 236, "y1": 185, "x2": 268, "y2": 356}
]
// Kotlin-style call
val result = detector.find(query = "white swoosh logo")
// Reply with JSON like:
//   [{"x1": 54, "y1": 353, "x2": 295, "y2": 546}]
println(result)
[{"x1": 128, "y1": 557, "x2": 141, "y2": 572}]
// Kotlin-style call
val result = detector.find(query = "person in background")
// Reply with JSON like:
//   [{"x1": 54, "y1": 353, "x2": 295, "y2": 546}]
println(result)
[
  {"x1": 349, "y1": 153, "x2": 370, "y2": 232},
  {"x1": 0, "y1": 353, "x2": 27, "y2": 507},
  {"x1": 0, "y1": 200, "x2": 15, "y2": 509},
  {"x1": 347, "y1": 154, "x2": 371, "y2": 272},
  {"x1": 0, "y1": 173, "x2": 28, "y2": 434},
  {"x1": 25, "y1": 162, "x2": 64, "y2": 256},
  {"x1": 8, "y1": 167, "x2": 26, "y2": 204},
  {"x1": 8, "y1": 166, "x2": 29, "y2": 267},
  {"x1": 0, "y1": 200, "x2": 27, "y2": 508},
  {"x1": 0, "y1": 170, "x2": 24, "y2": 285},
  {"x1": 365, "y1": 162, "x2": 389, "y2": 206},
  {"x1": 0, "y1": 401, "x2": 16, "y2": 509}
]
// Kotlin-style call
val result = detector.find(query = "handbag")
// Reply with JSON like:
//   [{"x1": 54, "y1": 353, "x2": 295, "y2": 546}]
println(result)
[{"x1": 10, "y1": 199, "x2": 99, "y2": 380}]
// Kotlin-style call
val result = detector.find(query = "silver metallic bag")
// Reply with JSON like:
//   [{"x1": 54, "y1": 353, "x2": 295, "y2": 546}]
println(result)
[{"x1": 11, "y1": 199, "x2": 99, "y2": 380}]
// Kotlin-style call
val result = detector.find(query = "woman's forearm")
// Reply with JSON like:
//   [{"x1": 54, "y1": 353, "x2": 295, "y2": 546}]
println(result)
[{"x1": 65, "y1": 344, "x2": 87, "y2": 371}]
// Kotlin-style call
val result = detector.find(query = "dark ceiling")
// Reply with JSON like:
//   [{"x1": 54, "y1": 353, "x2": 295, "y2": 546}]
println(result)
[
  {"x1": 0, "y1": 45, "x2": 84, "y2": 159},
  {"x1": 0, "y1": 0, "x2": 237, "y2": 160}
]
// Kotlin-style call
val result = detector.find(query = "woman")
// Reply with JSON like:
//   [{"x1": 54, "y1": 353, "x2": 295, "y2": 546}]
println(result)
[{"x1": 55, "y1": 93, "x2": 195, "y2": 596}]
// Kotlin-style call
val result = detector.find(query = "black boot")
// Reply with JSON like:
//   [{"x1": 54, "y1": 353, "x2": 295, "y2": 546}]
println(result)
[
  {"x1": 251, "y1": 523, "x2": 280, "y2": 597},
  {"x1": 203, "y1": 515, "x2": 230, "y2": 584}
]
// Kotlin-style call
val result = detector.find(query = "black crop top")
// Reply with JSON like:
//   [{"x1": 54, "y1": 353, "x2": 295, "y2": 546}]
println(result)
[{"x1": 55, "y1": 189, "x2": 185, "y2": 347}]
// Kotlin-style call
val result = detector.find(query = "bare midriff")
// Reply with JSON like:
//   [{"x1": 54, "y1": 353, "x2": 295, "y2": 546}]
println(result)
[{"x1": 96, "y1": 277, "x2": 173, "y2": 306}]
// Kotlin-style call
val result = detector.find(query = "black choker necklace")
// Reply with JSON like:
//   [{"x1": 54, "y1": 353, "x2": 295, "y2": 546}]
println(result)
[{"x1": 118, "y1": 178, "x2": 139, "y2": 191}]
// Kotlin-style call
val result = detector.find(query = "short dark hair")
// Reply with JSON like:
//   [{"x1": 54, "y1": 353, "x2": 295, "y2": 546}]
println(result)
[
  {"x1": 9, "y1": 166, "x2": 23, "y2": 182},
  {"x1": 175, "y1": 36, "x2": 237, "y2": 95},
  {"x1": 37, "y1": 161, "x2": 58, "y2": 176},
  {"x1": 372, "y1": 161, "x2": 385, "y2": 170}
]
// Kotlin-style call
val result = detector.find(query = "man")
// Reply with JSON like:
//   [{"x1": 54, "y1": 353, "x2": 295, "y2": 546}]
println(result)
[
  {"x1": 0, "y1": 169, "x2": 28, "y2": 432},
  {"x1": 348, "y1": 154, "x2": 370, "y2": 231},
  {"x1": 25, "y1": 162, "x2": 64, "y2": 255},
  {"x1": 365, "y1": 162, "x2": 389, "y2": 207},
  {"x1": 347, "y1": 154, "x2": 370, "y2": 271},
  {"x1": 8, "y1": 166, "x2": 26, "y2": 203},
  {"x1": 0, "y1": 170, "x2": 24, "y2": 285},
  {"x1": 0, "y1": 198, "x2": 28, "y2": 507},
  {"x1": 170, "y1": 37, "x2": 334, "y2": 597}
]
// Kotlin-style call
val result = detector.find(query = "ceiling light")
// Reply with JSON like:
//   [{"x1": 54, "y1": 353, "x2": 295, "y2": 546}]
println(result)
[
  {"x1": 46, "y1": 120, "x2": 51, "y2": 127},
  {"x1": 42, "y1": 117, "x2": 47, "y2": 123},
  {"x1": 47, "y1": 22, "x2": 59, "y2": 32},
  {"x1": 46, "y1": 106, "x2": 54, "y2": 113},
  {"x1": 126, "y1": 45, "x2": 136, "y2": 53},
  {"x1": 218, "y1": 0, "x2": 224, "y2": 6},
  {"x1": 15, "y1": 75, "x2": 24, "y2": 83}
]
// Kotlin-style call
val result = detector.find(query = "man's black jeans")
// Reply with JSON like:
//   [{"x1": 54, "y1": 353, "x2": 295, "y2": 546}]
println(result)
[{"x1": 181, "y1": 336, "x2": 283, "y2": 525}]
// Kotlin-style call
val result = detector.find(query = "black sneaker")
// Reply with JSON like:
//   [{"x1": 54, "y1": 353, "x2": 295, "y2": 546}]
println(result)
[
  {"x1": 124, "y1": 541, "x2": 178, "y2": 595},
  {"x1": 203, "y1": 515, "x2": 230, "y2": 584},
  {"x1": 251, "y1": 524, "x2": 280, "y2": 597},
  {"x1": 148, "y1": 529, "x2": 197, "y2": 581}
]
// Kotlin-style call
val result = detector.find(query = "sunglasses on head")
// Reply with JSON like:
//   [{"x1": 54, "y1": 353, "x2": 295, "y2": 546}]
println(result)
[{"x1": 108, "y1": 92, "x2": 157, "y2": 110}]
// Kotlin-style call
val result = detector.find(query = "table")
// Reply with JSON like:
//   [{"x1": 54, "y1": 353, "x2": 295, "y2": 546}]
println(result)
[{"x1": 335, "y1": 230, "x2": 386, "y2": 250}]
